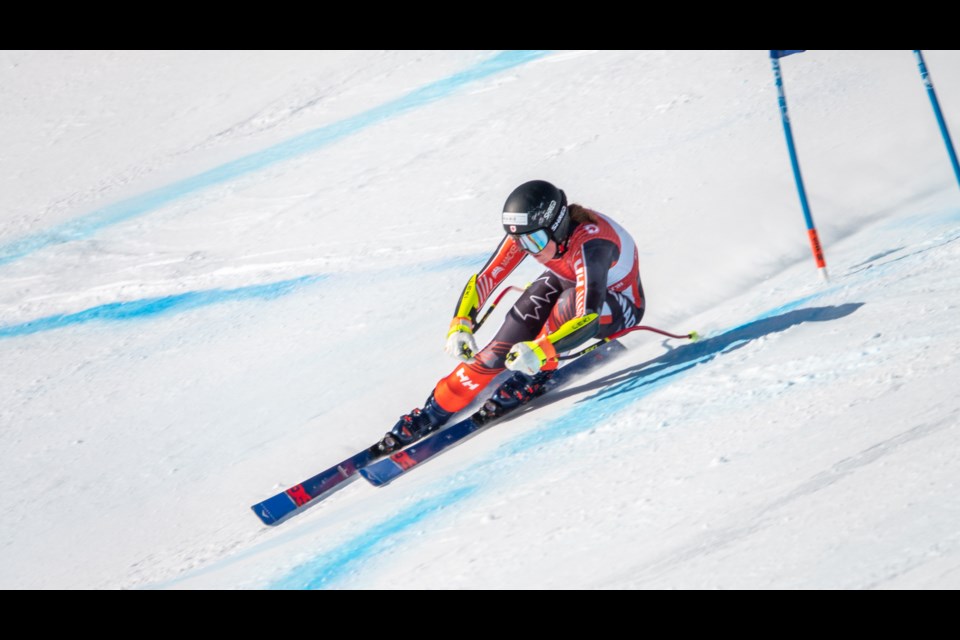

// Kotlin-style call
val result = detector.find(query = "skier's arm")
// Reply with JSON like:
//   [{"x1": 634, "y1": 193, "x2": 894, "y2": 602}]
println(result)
[
  {"x1": 450, "y1": 234, "x2": 526, "y2": 323},
  {"x1": 446, "y1": 235, "x2": 526, "y2": 361}
]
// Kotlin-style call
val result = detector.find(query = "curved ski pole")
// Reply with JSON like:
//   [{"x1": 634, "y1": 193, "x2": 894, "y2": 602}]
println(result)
[
  {"x1": 472, "y1": 285, "x2": 526, "y2": 333},
  {"x1": 556, "y1": 325, "x2": 700, "y2": 362}
]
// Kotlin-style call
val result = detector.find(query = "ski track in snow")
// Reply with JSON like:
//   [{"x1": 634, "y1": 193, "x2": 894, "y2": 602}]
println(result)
[{"x1": 605, "y1": 409, "x2": 960, "y2": 589}]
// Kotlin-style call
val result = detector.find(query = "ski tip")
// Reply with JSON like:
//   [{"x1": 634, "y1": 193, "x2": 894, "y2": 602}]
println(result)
[
  {"x1": 250, "y1": 493, "x2": 299, "y2": 526},
  {"x1": 688, "y1": 330, "x2": 701, "y2": 342},
  {"x1": 251, "y1": 503, "x2": 281, "y2": 526}
]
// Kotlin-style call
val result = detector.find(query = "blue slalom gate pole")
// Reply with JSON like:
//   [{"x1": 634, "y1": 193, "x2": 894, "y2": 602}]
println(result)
[
  {"x1": 914, "y1": 50, "x2": 960, "y2": 191},
  {"x1": 770, "y1": 50, "x2": 828, "y2": 282}
]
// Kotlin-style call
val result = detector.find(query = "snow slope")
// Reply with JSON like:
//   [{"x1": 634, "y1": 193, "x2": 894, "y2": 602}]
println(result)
[{"x1": 1, "y1": 50, "x2": 959, "y2": 589}]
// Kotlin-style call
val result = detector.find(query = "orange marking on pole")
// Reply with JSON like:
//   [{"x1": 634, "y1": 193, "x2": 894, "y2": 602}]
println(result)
[{"x1": 807, "y1": 228, "x2": 826, "y2": 269}]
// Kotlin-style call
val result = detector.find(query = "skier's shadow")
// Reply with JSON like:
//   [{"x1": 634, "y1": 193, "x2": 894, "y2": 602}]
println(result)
[{"x1": 528, "y1": 303, "x2": 865, "y2": 411}]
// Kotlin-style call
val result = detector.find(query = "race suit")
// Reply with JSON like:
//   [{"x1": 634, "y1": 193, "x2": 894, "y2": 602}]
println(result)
[{"x1": 433, "y1": 211, "x2": 644, "y2": 414}]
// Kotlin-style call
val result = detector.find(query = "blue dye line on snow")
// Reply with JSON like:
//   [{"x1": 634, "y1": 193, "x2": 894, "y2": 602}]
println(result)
[
  {"x1": 0, "y1": 249, "x2": 502, "y2": 342},
  {"x1": 0, "y1": 51, "x2": 551, "y2": 267},
  {"x1": 270, "y1": 297, "x2": 863, "y2": 589},
  {"x1": 0, "y1": 275, "x2": 323, "y2": 339},
  {"x1": 271, "y1": 484, "x2": 478, "y2": 590}
]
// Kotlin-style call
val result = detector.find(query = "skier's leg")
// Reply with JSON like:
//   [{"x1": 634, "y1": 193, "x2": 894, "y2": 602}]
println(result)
[
  {"x1": 541, "y1": 287, "x2": 644, "y2": 341},
  {"x1": 386, "y1": 273, "x2": 566, "y2": 447},
  {"x1": 431, "y1": 271, "x2": 566, "y2": 415}
]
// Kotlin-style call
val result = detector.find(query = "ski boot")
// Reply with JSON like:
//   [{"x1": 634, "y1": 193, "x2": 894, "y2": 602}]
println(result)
[
  {"x1": 377, "y1": 393, "x2": 453, "y2": 454},
  {"x1": 476, "y1": 370, "x2": 554, "y2": 424}
]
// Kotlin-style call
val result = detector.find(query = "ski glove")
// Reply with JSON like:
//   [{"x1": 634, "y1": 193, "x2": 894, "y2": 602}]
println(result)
[
  {"x1": 445, "y1": 317, "x2": 478, "y2": 363},
  {"x1": 505, "y1": 338, "x2": 558, "y2": 376}
]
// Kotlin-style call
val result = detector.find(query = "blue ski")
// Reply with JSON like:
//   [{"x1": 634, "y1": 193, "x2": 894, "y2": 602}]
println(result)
[
  {"x1": 360, "y1": 341, "x2": 626, "y2": 486},
  {"x1": 250, "y1": 447, "x2": 381, "y2": 526}
]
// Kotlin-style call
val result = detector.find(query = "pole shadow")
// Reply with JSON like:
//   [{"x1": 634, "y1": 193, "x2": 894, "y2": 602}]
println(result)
[{"x1": 527, "y1": 303, "x2": 865, "y2": 412}]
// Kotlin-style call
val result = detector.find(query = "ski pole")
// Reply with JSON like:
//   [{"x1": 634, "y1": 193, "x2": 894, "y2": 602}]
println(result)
[
  {"x1": 473, "y1": 285, "x2": 525, "y2": 332},
  {"x1": 557, "y1": 324, "x2": 700, "y2": 361}
]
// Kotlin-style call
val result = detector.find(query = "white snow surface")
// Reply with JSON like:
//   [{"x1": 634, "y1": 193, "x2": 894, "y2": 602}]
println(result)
[{"x1": 2, "y1": 50, "x2": 960, "y2": 589}]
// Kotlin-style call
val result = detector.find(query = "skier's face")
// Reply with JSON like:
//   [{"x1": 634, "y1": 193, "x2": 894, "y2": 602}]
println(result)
[{"x1": 530, "y1": 239, "x2": 557, "y2": 264}]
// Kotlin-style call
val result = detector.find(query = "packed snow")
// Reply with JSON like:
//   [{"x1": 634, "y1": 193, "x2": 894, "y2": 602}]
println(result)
[{"x1": 2, "y1": 50, "x2": 959, "y2": 589}]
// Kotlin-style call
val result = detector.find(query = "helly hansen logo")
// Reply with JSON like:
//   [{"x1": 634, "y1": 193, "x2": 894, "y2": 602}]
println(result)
[{"x1": 456, "y1": 367, "x2": 480, "y2": 390}]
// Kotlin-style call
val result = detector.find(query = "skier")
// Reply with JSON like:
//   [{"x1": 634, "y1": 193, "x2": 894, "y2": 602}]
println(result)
[{"x1": 380, "y1": 180, "x2": 645, "y2": 451}]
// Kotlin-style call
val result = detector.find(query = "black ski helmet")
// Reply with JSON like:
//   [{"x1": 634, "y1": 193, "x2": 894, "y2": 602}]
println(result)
[{"x1": 501, "y1": 180, "x2": 571, "y2": 244}]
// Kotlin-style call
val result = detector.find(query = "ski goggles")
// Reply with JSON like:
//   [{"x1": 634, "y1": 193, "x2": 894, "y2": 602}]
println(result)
[{"x1": 513, "y1": 229, "x2": 551, "y2": 254}]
